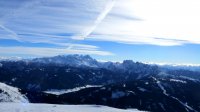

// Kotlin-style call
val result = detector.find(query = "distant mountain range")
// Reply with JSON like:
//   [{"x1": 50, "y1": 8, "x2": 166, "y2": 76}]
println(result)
[
  {"x1": 1, "y1": 55, "x2": 200, "y2": 72},
  {"x1": 1, "y1": 55, "x2": 200, "y2": 112},
  {"x1": 0, "y1": 55, "x2": 160, "y2": 91}
]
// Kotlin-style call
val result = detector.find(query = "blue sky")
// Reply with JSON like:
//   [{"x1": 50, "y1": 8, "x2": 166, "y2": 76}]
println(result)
[{"x1": 0, "y1": 0, "x2": 200, "y2": 64}]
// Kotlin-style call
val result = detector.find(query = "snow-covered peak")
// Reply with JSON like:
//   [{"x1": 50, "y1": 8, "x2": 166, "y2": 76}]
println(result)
[
  {"x1": 32, "y1": 54, "x2": 99, "y2": 67},
  {"x1": 0, "y1": 82, "x2": 29, "y2": 103},
  {"x1": 122, "y1": 60, "x2": 135, "y2": 64}
]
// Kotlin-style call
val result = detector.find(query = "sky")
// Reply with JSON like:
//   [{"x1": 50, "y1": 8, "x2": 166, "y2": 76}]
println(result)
[{"x1": 0, "y1": 0, "x2": 200, "y2": 64}]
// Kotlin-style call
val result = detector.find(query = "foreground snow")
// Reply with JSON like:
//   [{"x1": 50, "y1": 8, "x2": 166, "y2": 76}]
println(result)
[{"x1": 0, "y1": 103, "x2": 145, "y2": 112}]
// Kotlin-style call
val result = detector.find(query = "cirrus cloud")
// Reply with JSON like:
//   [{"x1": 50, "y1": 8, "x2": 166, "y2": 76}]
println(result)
[
  {"x1": 0, "y1": 46, "x2": 113, "y2": 57},
  {"x1": 1, "y1": 0, "x2": 200, "y2": 49}
]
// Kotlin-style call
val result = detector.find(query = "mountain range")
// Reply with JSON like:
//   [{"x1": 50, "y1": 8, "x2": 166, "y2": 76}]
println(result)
[{"x1": 1, "y1": 55, "x2": 200, "y2": 112}]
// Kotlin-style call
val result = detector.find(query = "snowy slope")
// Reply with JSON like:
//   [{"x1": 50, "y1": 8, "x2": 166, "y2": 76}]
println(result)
[
  {"x1": 0, "y1": 103, "x2": 145, "y2": 112},
  {"x1": 0, "y1": 83, "x2": 29, "y2": 103}
]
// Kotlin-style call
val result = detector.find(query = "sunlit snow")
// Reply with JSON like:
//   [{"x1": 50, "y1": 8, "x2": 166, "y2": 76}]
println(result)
[{"x1": 0, "y1": 103, "x2": 145, "y2": 112}]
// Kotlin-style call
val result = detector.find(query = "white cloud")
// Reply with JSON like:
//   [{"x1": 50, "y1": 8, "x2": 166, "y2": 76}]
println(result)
[
  {"x1": 0, "y1": 0, "x2": 112, "y2": 43},
  {"x1": 1, "y1": 0, "x2": 200, "y2": 47},
  {"x1": 74, "y1": 0, "x2": 116, "y2": 40},
  {"x1": 0, "y1": 0, "x2": 115, "y2": 56},
  {"x1": 0, "y1": 25, "x2": 21, "y2": 41},
  {"x1": 88, "y1": 34, "x2": 186, "y2": 46},
  {"x1": 0, "y1": 46, "x2": 113, "y2": 57},
  {"x1": 88, "y1": 0, "x2": 200, "y2": 46}
]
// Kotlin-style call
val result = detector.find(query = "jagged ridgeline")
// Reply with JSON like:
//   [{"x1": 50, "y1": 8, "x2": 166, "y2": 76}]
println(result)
[{"x1": 0, "y1": 55, "x2": 159, "y2": 91}]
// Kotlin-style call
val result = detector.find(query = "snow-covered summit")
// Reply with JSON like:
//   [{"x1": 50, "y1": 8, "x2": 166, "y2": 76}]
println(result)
[{"x1": 32, "y1": 54, "x2": 99, "y2": 67}]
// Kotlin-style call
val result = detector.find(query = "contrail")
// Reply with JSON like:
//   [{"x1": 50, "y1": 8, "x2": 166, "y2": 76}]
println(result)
[
  {"x1": 0, "y1": 24, "x2": 22, "y2": 41},
  {"x1": 81, "y1": 0, "x2": 116, "y2": 39},
  {"x1": 0, "y1": 0, "x2": 42, "y2": 42}
]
